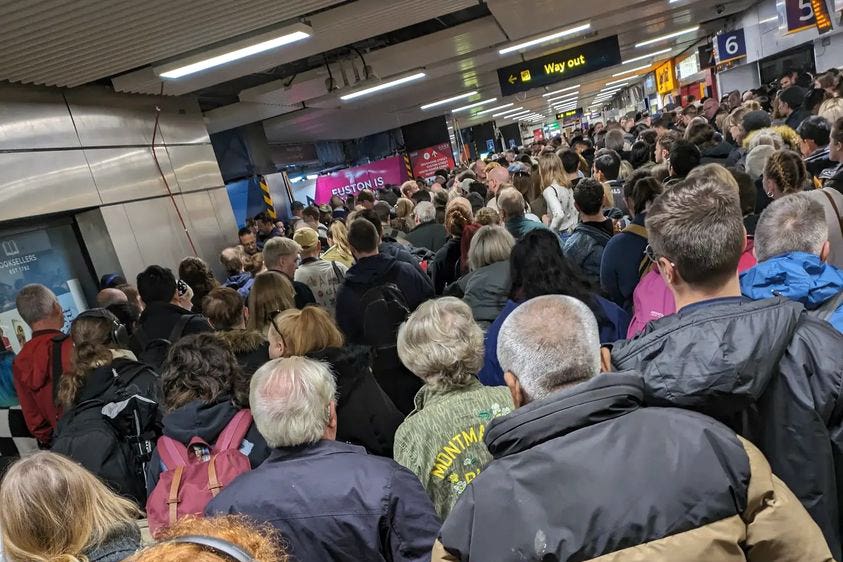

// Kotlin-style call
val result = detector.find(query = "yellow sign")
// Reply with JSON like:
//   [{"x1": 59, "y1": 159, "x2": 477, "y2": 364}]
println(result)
[
  {"x1": 655, "y1": 60, "x2": 677, "y2": 95},
  {"x1": 520, "y1": 69, "x2": 532, "y2": 82}
]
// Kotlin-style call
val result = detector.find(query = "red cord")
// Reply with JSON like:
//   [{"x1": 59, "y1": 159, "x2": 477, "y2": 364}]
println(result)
[{"x1": 151, "y1": 82, "x2": 199, "y2": 256}]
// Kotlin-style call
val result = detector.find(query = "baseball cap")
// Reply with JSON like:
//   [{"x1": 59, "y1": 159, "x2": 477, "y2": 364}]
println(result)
[
  {"x1": 318, "y1": 204, "x2": 331, "y2": 213},
  {"x1": 292, "y1": 227, "x2": 319, "y2": 250}
]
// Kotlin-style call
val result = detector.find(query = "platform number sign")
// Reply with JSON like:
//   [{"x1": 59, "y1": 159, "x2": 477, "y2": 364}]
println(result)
[
  {"x1": 714, "y1": 29, "x2": 747, "y2": 64},
  {"x1": 785, "y1": 0, "x2": 817, "y2": 33}
]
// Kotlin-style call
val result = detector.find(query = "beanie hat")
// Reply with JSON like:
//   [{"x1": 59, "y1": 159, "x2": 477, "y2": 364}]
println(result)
[
  {"x1": 745, "y1": 144, "x2": 776, "y2": 180},
  {"x1": 742, "y1": 110, "x2": 772, "y2": 135}
]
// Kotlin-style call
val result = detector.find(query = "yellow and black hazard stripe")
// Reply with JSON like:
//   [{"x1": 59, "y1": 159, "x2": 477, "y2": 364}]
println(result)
[
  {"x1": 403, "y1": 152, "x2": 413, "y2": 179},
  {"x1": 259, "y1": 178, "x2": 277, "y2": 220}
]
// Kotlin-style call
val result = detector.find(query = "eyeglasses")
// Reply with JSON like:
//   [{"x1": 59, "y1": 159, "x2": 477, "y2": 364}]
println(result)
[{"x1": 644, "y1": 244, "x2": 676, "y2": 268}]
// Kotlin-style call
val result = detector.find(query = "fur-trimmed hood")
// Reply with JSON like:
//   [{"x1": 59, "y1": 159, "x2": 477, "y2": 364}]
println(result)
[{"x1": 216, "y1": 329, "x2": 266, "y2": 354}]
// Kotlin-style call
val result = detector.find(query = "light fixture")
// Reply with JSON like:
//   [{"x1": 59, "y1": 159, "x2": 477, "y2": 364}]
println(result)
[
  {"x1": 499, "y1": 23, "x2": 591, "y2": 55},
  {"x1": 452, "y1": 98, "x2": 497, "y2": 112},
  {"x1": 621, "y1": 48, "x2": 672, "y2": 64},
  {"x1": 603, "y1": 79, "x2": 629, "y2": 88},
  {"x1": 420, "y1": 91, "x2": 478, "y2": 110},
  {"x1": 476, "y1": 103, "x2": 514, "y2": 115},
  {"x1": 546, "y1": 92, "x2": 579, "y2": 103},
  {"x1": 493, "y1": 106, "x2": 524, "y2": 117},
  {"x1": 635, "y1": 26, "x2": 699, "y2": 48},
  {"x1": 542, "y1": 84, "x2": 580, "y2": 97},
  {"x1": 612, "y1": 64, "x2": 650, "y2": 77},
  {"x1": 506, "y1": 110, "x2": 531, "y2": 118},
  {"x1": 758, "y1": 15, "x2": 778, "y2": 24},
  {"x1": 157, "y1": 23, "x2": 312, "y2": 79},
  {"x1": 339, "y1": 72, "x2": 426, "y2": 101},
  {"x1": 554, "y1": 104, "x2": 578, "y2": 111},
  {"x1": 306, "y1": 174, "x2": 318, "y2": 180}
]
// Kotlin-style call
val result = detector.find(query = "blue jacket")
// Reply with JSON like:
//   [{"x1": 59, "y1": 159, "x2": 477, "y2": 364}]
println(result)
[
  {"x1": 205, "y1": 440, "x2": 440, "y2": 562},
  {"x1": 222, "y1": 272, "x2": 254, "y2": 299},
  {"x1": 600, "y1": 213, "x2": 648, "y2": 311},
  {"x1": 478, "y1": 296, "x2": 629, "y2": 386},
  {"x1": 740, "y1": 252, "x2": 843, "y2": 332}
]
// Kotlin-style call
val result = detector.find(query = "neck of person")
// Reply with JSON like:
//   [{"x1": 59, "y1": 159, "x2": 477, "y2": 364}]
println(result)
[
  {"x1": 301, "y1": 249, "x2": 320, "y2": 261},
  {"x1": 566, "y1": 172, "x2": 579, "y2": 182},
  {"x1": 580, "y1": 212, "x2": 605, "y2": 223},
  {"x1": 673, "y1": 275, "x2": 742, "y2": 312},
  {"x1": 354, "y1": 249, "x2": 379, "y2": 260},
  {"x1": 29, "y1": 318, "x2": 63, "y2": 333}
]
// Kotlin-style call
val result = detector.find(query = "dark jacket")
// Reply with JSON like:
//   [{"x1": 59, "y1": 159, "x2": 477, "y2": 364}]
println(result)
[
  {"x1": 699, "y1": 140, "x2": 734, "y2": 165},
  {"x1": 146, "y1": 397, "x2": 270, "y2": 495},
  {"x1": 256, "y1": 227, "x2": 283, "y2": 250},
  {"x1": 600, "y1": 213, "x2": 649, "y2": 310},
  {"x1": 785, "y1": 108, "x2": 812, "y2": 131},
  {"x1": 462, "y1": 260, "x2": 511, "y2": 329},
  {"x1": 435, "y1": 373, "x2": 834, "y2": 562},
  {"x1": 405, "y1": 221, "x2": 449, "y2": 253},
  {"x1": 84, "y1": 524, "x2": 141, "y2": 562},
  {"x1": 335, "y1": 253, "x2": 434, "y2": 343},
  {"x1": 607, "y1": 179, "x2": 626, "y2": 214},
  {"x1": 430, "y1": 237, "x2": 462, "y2": 295},
  {"x1": 205, "y1": 440, "x2": 441, "y2": 562},
  {"x1": 806, "y1": 146, "x2": 835, "y2": 180},
  {"x1": 222, "y1": 272, "x2": 254, "y2": 299},
  {"x1": 826, "y1": 164, "x2": 843, "y2": 192},
  {"x1": 215, "y1": 329, "x2": 269, "y2": 376},
  {"x1": 129, "y1": 302, "x2": 212, "y2": 355},
  {"x1": 563, "y1": 220, "x2": 613, "y2": 282},
  {"x1": 610, "y1": 297, "x2": 843, "y2": 559},
  {"x1": 307, "y1": 345, "x2": 403, "y2": 457},
  {"x1": 504, "y1": 216, "x2": 548, "y2": 240}
]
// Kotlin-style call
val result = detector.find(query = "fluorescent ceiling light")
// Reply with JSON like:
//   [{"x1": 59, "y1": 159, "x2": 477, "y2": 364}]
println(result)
[
  {"x1": 476, "y1": 103, "x2": 514, "y2": 115},
  {"x1": 499, "y1": 23, "x2": 591, "y2": 55},
  {"x1": 635, "y1": 26, "x2": 699, "y2": 48},
  {"x1": 157, "y1": 23, "x2": 312, "y2": 78},
  {"x1": 758, "y1": 16, "x2": 778, "y2": 24},
  {"x1": 306, "y1": 174, "x2": 318, "y2": 180},
  {"x1": 600, "y1": 84, "x2": 624, "y2": 92},
  {"x1": 506, "y1": 110, "x2": 531, "y2": 118},
  {"x1": 603, "y1": 79, "x2": 629, "y2": 87},
  {"x1": 340, "y1": 72, "x2": 426, "y2": 101},
  {"x1": 542, "y1": 84, "x2": 580, "y2": 97},
  {"x1": 612, "y1": 64, "x2": 650, "y2": 77},
  {"x1": 452, "y1": 98, "x2": 497, "y2": 112},
  {"x1": 554, "y1": 105, "x2": 578, "y2": 111},
  {"x1": 622, "y1": 48, "x2": 672, "y2": 64},
  {"x1": 420, "y1": 91, "x2": 478, "y2": 110},
  {"x1": 546, "y1": 92, "x2": 579, "y2": 103},
  {"x1": 494, "y1": 106, "x2": 524, "y2": 117}
]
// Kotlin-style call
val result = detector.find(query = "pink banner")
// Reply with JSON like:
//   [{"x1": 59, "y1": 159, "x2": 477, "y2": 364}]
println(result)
[{"x1": 314, "y1": 155, "x2": 409, "y2": 204}]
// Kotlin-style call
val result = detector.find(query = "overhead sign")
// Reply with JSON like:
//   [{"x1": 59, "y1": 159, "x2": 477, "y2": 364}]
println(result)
[
  {"x1": 785, "y1": 0, "x2": 817, "y2": 33},
  {"x1": 714, "y1": 29, "x2": 747, "y2": 64},
  {"x1": 698, "y1": 44, "x2": 715, "y2": 69},
  {"x1": 655, "y1": 60, "x2": 677, "y2": 95},
  {"x1": 555, "y1": 108, "x2": 583, "y2": 121},
  {"x1": 496, "y1": 36, "x2": 622, "y2": 97},
  {"x1": 409, "y1": 143, "x2": 456, "y2": 179},
  {"x1": 314, "y1": 155, "x2": 408, "y2": 204}
]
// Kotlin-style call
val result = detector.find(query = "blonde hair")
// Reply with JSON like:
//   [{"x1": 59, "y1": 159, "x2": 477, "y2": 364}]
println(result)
[
  {"x1": 819, "y1": 97, "x2": 843, "y2": 124},
  {"x1": 271, "y1": 306, "x2": 344, "y2": 356},
  {"x1": 475, "y1": 207, "x2": 501, "y2": 226},
  {"x1": 396, "y1": 197, "x2": 414, "y2": 219},
  {"x1": 468, "y1": 225, "x2": 515, "y2": 270},
  {"x1": 538, "y1": 153, "x2": 569, "y2": 189},
  {"x1": 327, "y1": 221, "x2": 352, "y2": 257},
  {"x1": 397, "y1": 297, "x2": 483, "y2": 391},
  {"x1": 764, "y1": 149, "x2": 808, "y2": 197},
  {"x1": 246, "y1": 271, "x2": 296, "y2": 335},
  {"x1": 0, "y1": 452, "x2": 140, "y2": 562},
  {"x1": 686, "y1": 164, "x2": 739, "y2": 193},
  {"x1": 127, "y1": 516, "x2": 285, "y2": 562}
]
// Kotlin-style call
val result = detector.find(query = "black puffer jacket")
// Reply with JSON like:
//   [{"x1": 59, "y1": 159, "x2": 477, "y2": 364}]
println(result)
[
  {"x1": 610, "y1": 297, "x2": 843, "y2": 560},
  {"x1": 307, "y1": 345, "x2": 404, "y2": 457}
]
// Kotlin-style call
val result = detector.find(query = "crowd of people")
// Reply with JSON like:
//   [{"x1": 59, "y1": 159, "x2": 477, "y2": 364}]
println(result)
[{"x1": 2, "y1": 66, "x2": 843, "y2": 561}]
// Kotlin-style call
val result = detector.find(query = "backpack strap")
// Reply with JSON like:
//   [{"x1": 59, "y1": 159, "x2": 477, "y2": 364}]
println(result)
[
  {"x1": 331, "y1": 260, "x2": 344, "y2": 283},
  {"x1": 51, "y1": 334, "x2": 68, "y2": 406},
  {"x1": 622, "y1": 223, "x2": 648, "y2": 240},
  {"x1": 168, "y1": 465, "x2": 185, "y2": 525},
  {"x1": 157, "y1": 435, "x2": 190, "y2": 469},
  {"x1": 214, "y1": 410, "x2": 253, "y2": 453},
  {"x1": 169, "y1": 314, "x2": 196, "y2": 343},
  {"x1": 821, "y1": 190, "x2": 843, "y2": 239}
]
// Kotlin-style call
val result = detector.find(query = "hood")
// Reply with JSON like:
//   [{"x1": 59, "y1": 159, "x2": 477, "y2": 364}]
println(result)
[
  {"x1": 84, "y1": 525, "x2": 141, "y2": 562},
  {"x1": 307, "y1": 344, "x2": 371, "y2": 386},
  {"x1": 344, "y1": 254, "x2": 398, "y2": 287},
  {"x1": 224, "y1": 272, "x2": 252, "y2": 290},
  {"x1": 485, "y1": 373, "x2": 643, "y2": 459},
  {"x1": 701, "y1": 141, "x2": 733, "y2": 158},
  {"x1": 740, "y1": 252, "x2": 843, "y2": 310},
  {"x1": 76, "y1": 357, "x2": 146, "y2": 404},
  {"x1": 216, "y1": 329, "x2": 266, "y2": 354},
  {"x1": 162, "y1": 398, "x2": 238, "y2": 444},
  {"x1": 611, "y1": 297, "x2": 803, "y2": 419}
]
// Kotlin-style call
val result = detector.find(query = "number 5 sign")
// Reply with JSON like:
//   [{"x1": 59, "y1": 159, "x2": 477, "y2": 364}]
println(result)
[
  {"x1": 785, "y1": 0, "x2": 817, "y2": 33},
  {"x1": 715, "y1": 29, "x2": 747, "y2": 64}
]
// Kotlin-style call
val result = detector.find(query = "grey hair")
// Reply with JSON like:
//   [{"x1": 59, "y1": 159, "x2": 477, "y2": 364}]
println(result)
[
  {"x1": 468, "y1": 226, "x2": 515, "y2": 271},
  {"x1": 262, "y1": 237, "x2": 301, "y2": 269},
  {"x1": 755, "y1": 193, "x2": 828, "y2": 262},
  {"x1": 414, "y1": 201, "x2": 436, "y2": 223},
  {"x1": 15, "y1": 284, "x2": 58, "y2": 327},
  {"x1": 397, "y1": 297, "x2": 483, "y2": 391},
  {"x1": 250, "y1": 357, "x2": 337, "y2": 448},
  {"x1": 497, "y1": 295, "x2": 600, "y2": 402}
]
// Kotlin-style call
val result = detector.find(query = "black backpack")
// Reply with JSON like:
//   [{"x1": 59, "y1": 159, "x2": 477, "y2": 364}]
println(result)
[
  {"x1": 133, "y1": 314, "x2": 201, "y2": 371},
  {"x1": 52, "y1": 363, "x2": 160, "y2": 504}
]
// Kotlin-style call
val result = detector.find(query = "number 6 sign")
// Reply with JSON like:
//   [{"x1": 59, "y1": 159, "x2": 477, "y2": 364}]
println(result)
[{"x1": 715, "y1": 29, "x2": 747, "y2": 64}]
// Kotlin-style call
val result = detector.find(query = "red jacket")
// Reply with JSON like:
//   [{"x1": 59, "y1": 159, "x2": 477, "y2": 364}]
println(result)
[{"x1": 12, "y1": 329, "x2": 72, "y2": 444}]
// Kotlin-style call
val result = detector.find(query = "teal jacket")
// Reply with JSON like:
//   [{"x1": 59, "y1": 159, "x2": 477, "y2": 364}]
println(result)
[{"x1": 505, "y1": 216, "x2": 549, "y2": 240}]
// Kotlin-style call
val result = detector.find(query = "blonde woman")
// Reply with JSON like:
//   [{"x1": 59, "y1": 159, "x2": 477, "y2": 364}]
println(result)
[
  {"x1": 0, "y1": 451, "x2": 141, "y2": 562},
  {"x1": 538, "y1": 153, "x2": 577, "y2": 235},
  {"x1": 395, "y1": 297, "x2": 513, "y2": 519},
  {"x1": 322, "y1": 220, "x2": 354, "y2": 268}
]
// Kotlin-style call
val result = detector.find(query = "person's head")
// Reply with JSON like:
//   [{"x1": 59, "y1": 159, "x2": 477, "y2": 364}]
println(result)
[
  {"x1": 497, "y1": 295, "x2": 600, "y2": 406},
  {"x1": 245, "y1": 271, "x2": 296, "y2": 335},
  {"x1": 572, "y1": 178, "x2": 605, "y2": 218},
  {"x1": 444, "y1": 198, "x2": 473, "y2": 237},
  {"x1": 755, "y1": 193, "x2": 829, "y2": 263},
  {"x1": 797, "y1": 115, "x2": 832, "y2": 157},
  {"x1": 116, "y1": 283, "x2": 143, "y2": 312},
  {"x1": 629, "y1": 140, "x2": 652, "y2": 169},
  {"x1": 592, "y1": 150, "x2": 621, "y2": 182},
  {"x1": 301, "y1": 206, "x2": 320, "y2": 227},
  {"x1": 763, "y1": 149, "x2": 808, "y2": 199},
  {"x1": 467, "y1": 225, "x2": 515, "y2": 271},
  {"x1": 686, "y1": 164, "x2": 739, "y2": 193},
  {"x1": 686, "y1": 121, "x2": 716, "y2": 149},
  {"x1": 820, "y1": 97, "x2": 843, "y2": 125},
  {"x1": 136, "y1": 265, "x2": 177, "y2": 306},
  {"x1": 219, "y1": 248, "x2": 244, "y2": 277},
  {"x1": 729, "y1": 169, "x2": 757, "y2": 217},
  {"x1": 627, "y1": 176, "x2": 663, "y2": 216},
  {"x1": 202, "y1": 287, "x2": 246, "y2": 331},
  {"x1": 400, "y1": 180, "x2": 419, "y2": 199},
  {"x1": 356, "y1": 189, "x2": 375, "y2": 209},
  {"x1": 558, "y1": 149, "x2": 581, "y2": 176},
  {"x1": 238, "y1": 227, "x2": 258, "y2": 256},
  {"x1": 254, "y1": 212, "x2": 274, "y2": 235},
  {"x1": 413, "y1": 201, "x2": 436, "y2": 225},
  {"x1": 397, "y1": 297, "x2": 484, "y2": 391},
  {"x1": 778, "y1": 86, "x2": 806, "y2": 117},
  {"x1": 603, "y1": 129, "x2": 625, "y2": 153},
  {"x1": 702, "y1": 98, "x2": 720, "y2": 119},
  {"x1": 780, "y1": 69, "x2": 798, "y2": 90},
  {"x1": 267, "y1": 306, "x2": 344, "y2": 359},
  {"x1": 162, "y1": 333, "x2": 245, "y2": 411},
  {"x1": 327, "y1": 220, "x2": 352, "y2": 255},
  {"x1": 95, "y1": 287, "x2": 128, "y2": 308},
  {"x1": 0, "y1": 451, "x2": 140, "y2": 562},
  {"x1": 292, "y1": 227, "x2": 320, "y2": 259},
  {"x1": 509, "y1": 229, "x2": 594, "y2": 303},
  {"x1": 646, "y1": 178, "x2": 745, "y2": 299},
  {"x1": 741, "y1": 110, "x2": 772, "y2": 139},
  {"x1": 106, "y1": 302, "x2": 140, "y2": 337},
  {"x1": 681, "y1": 104, "x2": 698, "y2": 125},
  {"x1": 496, "y1": 187, "x2": 525, "y2": 222},
  {"x1": 537, "y1": 152, "x2": 568, "y2": 188},
  {"x1": 411, "y1": 189, "x2": 433, "y2": 205},
  {"x1": 179, "y1": 257, "x2": 217, "y2": 301},
  {"x1": 250, "y1": 356, "x2": 338, "y2": 447},
  {"x1": 347, "y1": 218, "x2": 380, "y2": 258},
  {"x1": 655, "y1": 130, "x2": 680, "y2": 164},
  {"x1": 485, "y1": 166, "x2": 510, "y2": 196},
  {"x1": 395, "y1": 198, "x2": 414, "y2": 221},
  {"x1": 668, "y1": 140, "x2": 701, "y2": 178},
  {"x1": 262, "y1": 237, "x2": 301, "y2": 277},
  {"x1": 99, "y1": 273, "x2": 127, "y2": 291},
  {"x1": 290, "y1": 201, "x2": 305, "y2": 218},
  {"x1": 831, "y1": 117, "x2": 843, "y2": 163},
  {"x1": 475, "y1": 206, "x2": 501, "y2": 226}
]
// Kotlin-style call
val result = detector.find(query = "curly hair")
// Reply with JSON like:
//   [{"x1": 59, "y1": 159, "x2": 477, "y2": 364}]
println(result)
[
  {"x1": 178, "y1": 257, "x2": 219, "y2": 314},
  {"x1": 444, "y1": 198, "x2": 474, "y2": 237},
  {"x1": 60, "y1": 313, "x2": 118, "y2": 410},
  {"x1": 161, "y1": 333, "x2": 248, "y2": 411},
  {"x1": 764, "y1": 149, "x2": 808, "y2": 197}
]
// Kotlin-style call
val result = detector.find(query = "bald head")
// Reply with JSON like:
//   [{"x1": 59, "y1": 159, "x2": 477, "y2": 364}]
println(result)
[
  {"x1": 486, "y1": 166, "x2": 511, "y2": 196},
  {"x1": 497, "y1": 295, "x2": 600, "y2": 403},
  {"x1": 497, "y1": 187, "x2": 525, "y2": 220},
  {"x1": 96, "y1": 288, "x2": 128, "y2": 308}
]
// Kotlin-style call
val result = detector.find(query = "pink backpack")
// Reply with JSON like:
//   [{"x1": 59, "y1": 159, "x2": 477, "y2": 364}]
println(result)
[
  {"x1": 146, "y1": 409, "x2": 253, "y2": 538},
  {"x1": 627, "y1": 238, "x2": 757, "y2": 338}
]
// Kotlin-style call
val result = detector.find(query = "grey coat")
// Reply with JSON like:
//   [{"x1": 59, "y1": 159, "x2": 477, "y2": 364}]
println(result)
[
  {"x1": 461, "y1": 260, "x2": 511, "y2": 329},
  {"x1": 84, "y1": 524, "x2": 141, "y2": 562}
]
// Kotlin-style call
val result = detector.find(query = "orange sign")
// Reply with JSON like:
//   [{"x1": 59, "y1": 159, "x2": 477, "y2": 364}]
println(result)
[{"x1": 655, "y1": 60, "x2": 677, "y2": 95}]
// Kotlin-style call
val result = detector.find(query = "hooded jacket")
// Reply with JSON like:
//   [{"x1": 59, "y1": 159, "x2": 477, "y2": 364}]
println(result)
[
  {"x1": 404, "y1": 221, "x2": 449, "y2": 253},
  {"x1": 431, "y1": 237, "x2": 462, "y2": 295},
  {"x1": 461, "y1": 260, "x2": 511, "y2": 329},
  {"x1": 699, "y1": 140, "x2": 734, "y2": 165},
  {"x1": 610, "y1": 297, "x2": 843, "y2": 559},
  {"x1": 741, "y1": 252, "x2": 843, "y2": 332},
  {"x1": 307, "y1": 345, "x2": 403, "y2": 457},
  {"x1": 215, "y1": 330, "x2": 269, "y2": 376},
  {"x1": 222, "y1": 272, "x2": 254, "y2": 299},
  {"x1": 434, "y1": 373, "x2": 834, "y2": 562},
  {"x1": 145, "y1": 397, "x2": 271, "y2": 495}
]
